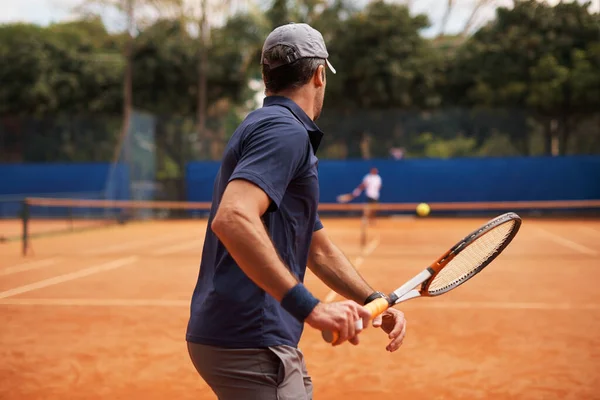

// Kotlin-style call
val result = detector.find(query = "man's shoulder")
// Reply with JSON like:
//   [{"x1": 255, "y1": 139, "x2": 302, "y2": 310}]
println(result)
[
  {"x1": 245, "y1": 107, "x2": 305, "y2": 130},
  {"x1": 242, "y1": 108, "x2": 309, "y2": 142}
]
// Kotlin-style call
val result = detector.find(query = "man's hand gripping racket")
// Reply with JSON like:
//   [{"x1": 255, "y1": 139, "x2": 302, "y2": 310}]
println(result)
[{"x1": 322, "y1": 212, "x2": 522, "y2": 344}]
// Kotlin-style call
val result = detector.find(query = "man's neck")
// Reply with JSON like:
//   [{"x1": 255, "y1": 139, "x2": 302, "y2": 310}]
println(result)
[{"x1": 267, "y1": 90, "x2": 314, "y2": 120}]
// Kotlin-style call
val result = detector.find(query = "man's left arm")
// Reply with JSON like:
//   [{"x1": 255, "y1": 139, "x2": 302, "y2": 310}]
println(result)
[
  {"x1": 307, "y1": 228, "x2": 374, "y2": 304},
  {"x1": 307, "y1": 226, "x2": 407, "y2": 352}
]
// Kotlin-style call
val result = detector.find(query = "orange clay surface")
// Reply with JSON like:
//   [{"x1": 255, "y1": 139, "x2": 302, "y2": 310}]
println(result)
[{"x1": 1, "y1": 217, "x2": 600, "y2": 400}]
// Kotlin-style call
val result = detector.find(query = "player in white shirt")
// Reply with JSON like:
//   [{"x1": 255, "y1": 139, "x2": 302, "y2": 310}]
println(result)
[{"x1": 351, "y1": 167, "x2": 382, "y2": 225}]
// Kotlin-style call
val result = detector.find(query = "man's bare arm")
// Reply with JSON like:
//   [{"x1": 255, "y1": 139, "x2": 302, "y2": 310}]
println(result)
[
  {"x1": 212, "y1": 180, "x2": 371, "y2": 344},
  {"x1": 211, "y1": 179, "x2": 298, "y2": 301},
  {"x1": 307, "y1": 228, "x2": 375, "y2": 304}
]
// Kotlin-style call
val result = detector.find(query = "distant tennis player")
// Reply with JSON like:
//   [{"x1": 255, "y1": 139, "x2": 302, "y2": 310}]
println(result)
[
  {"x1": 354, "y1": 167, "x2": 382, "y2": 203},
  {"x1": 339, "y1": 167, "x2": 382, "y2": 225},
  {"x1": 186, "y1": 23, "x2": 406, "y2": 400}
]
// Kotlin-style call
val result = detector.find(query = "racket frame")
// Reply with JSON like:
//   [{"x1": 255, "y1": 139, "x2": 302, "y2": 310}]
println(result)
[
  {"x1": 388, "y1": 212, "x2": 521, "y2": 304},
  {"x1": 322, "y1": 212, "x2": 522, "y2": 344},
  {"x1": 418, "y1": 211, "x2": 521, "y2": 297},
  {"x1": 336, "y1": 193, "x2": 356, "y2": 203}
]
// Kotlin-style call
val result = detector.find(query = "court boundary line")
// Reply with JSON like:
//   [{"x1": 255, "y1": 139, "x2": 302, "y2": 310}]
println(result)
[
  {"x1": 401, "y1": 301, "x2": 600, "y2": 310},
  {"x1": 152, "y1": 239, "x2": 203, "y2": 255},
  {"x1": 0, "y1": 298, "x2": 187, "y2": 306},
  {"x1": 324, "y1": 235, "x2": 381, "y2": 303},
  {"x1": 1, "y1": 298, "x2": 599, "y2": 310},
  {"x1": 581, "y1": 227, "x2": 600, "y2": 239},
  {"x1": 0, "y1": 256, "x2": 138, "y2": 299},
  {"x1": 0, "y1": 258, "x2": 60, "y2": 276},
  {"x1": 536, "y1": 228, "x2": 598, "y2": 256},
  {"x1": 82, "y1": 232, "x2": 192, "y2": 255}
]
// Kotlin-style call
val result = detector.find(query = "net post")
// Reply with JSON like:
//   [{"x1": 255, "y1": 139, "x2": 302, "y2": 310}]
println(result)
[{"x1": 21, "y1": 199, "x2": 30, "y2": 256}]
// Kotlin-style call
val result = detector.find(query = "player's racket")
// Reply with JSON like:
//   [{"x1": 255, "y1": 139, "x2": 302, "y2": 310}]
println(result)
[
  {"x1": 322, "y1": 212, "x2": 522, "y2": 343},
  {"x1": 336, "y1": 193, "x2": 356, "y2": 203}
]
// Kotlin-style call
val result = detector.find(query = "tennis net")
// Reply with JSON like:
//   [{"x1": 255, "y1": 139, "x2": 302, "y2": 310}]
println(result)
[
  {"x1": 15, "y1": 196, "x2": 600, "y2": 256},
  {"x1": 18, "y1": 197, "x2": 212, "y2": 255}
]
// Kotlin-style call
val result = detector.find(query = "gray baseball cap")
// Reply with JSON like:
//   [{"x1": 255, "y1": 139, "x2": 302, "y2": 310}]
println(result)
[{"x1": 261, "y1": 23, "x2": 336, "y2": 74}]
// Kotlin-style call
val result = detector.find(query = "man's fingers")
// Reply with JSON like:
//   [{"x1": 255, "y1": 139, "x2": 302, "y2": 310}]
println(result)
[
  {"x1": 334, "y1": 320, "x2": 349, "y2": 346},
  {"x1": 386, "y1": 319, "x2": 407, "y2": 352},
  {"x1": 332, "y1": 317, "x2": 346, "y2": 346},
  {"x1": 357, "y1": 304, "x2": 372, "y2": 320},
  {"x1": 329, "y1": 301, "x2": 372, "y2": 347},
  {"x1": 399, "y1": 318, "x2": 407, "y2": 341},
  {"x1": 351, "y1": 306, "x2": 361, "y2": 326},
  {"x1": 387, "y1": 312, "x2": 406, "y2": 339},
  {"x1": 372, "y1": 314, "x2": 383, "y2": 328}
]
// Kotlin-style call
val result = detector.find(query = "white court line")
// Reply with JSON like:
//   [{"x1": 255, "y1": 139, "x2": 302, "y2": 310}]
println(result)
[
  {"x1": 324, "y1": 235, "x2": 381, "y2": 303},
  {"x1": 581, "y1": 227, "x2": 600, "y2": 239},
  {"x1": 82, "y1": 232, "x2": 189, "y2": 255},
  {"x1": 536, "y1": 228, "x2": 598, "y2": 256},
  {"x1": 0, "y1": 257, "x2": 138, "y2": 299},
  {"x1": 0, "y1": 298, "x2": 186, "y2": 307},
  {"x1": 1, "y1": 298, "x2": 599, "y2": 311},
  {"x1": 401, "y1": 301, "x2": 600, "y2": 311},
  {"x1": 152, "y1": 239, "x2": 203, "y2": 255},
  {"x1": 0, "y1": 258, "x2": 60, "y2": 276}
]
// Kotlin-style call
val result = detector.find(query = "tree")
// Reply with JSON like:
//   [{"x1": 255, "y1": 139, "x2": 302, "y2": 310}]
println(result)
[
  {"x1": 131, "y1": 19, "x2": 197, "y2": 115},
  {"x1": 0, "y1": 19, "x2": 125, "y2": 162},
  {"x1": 320, "y1": 0, "x2": 440, "y2": 110},
  {"x1": 0, "y1": 20, "x2": 122, "y2": 116},
  {"x1": 446, "y1": 0, "x2": 600, "y2": 155}
]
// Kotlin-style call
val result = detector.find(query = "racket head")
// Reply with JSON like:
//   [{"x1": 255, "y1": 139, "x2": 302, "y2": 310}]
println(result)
[
  {"x1": 420, "y1": 212, "x2": 521, "y2": 297},
  {"x1": 336, "y1": 193, "x2": 354, "y2": 203}
]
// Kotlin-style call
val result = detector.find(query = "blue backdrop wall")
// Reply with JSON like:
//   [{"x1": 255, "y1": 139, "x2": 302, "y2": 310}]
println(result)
[
  {"x1": 186, "y1": 156, "x2": 600, "y2": 203},
  {"x1": 0, "y1": 163, "x2": 129, "y2": 217},
  {"x1": 2, "y1": 156, "x2": 598, "y2": 207},
  {"x1": 185, "y1": 161, "x2": 222, "y2": 202},
  {"x1": 0, "y1": 163, "x2": 129, "y2": 197}
]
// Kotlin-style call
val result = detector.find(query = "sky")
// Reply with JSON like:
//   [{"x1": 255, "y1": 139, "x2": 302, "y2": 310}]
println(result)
[{"x1": 0, "y1": 0, "x2": 598, "y2": 37}]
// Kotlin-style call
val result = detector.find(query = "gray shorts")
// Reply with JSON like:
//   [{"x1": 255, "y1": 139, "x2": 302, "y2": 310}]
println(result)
[{"x1": 187, "y1": 342, "x2": 313, "y2": 400}]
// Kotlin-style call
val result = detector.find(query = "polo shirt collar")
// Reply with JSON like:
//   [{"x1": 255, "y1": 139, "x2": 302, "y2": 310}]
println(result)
[{"x1": 263, "y1": 96, "x2": 323, "y2": 153}]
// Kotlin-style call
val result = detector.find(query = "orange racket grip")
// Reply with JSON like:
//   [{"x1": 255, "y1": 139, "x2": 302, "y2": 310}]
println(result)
[
  {"x1": 364, "y1": 296, "x2": 391, "y2": 317},
  {"x1": 321, "y1": 297, "x2": 390, "y2": 344}
]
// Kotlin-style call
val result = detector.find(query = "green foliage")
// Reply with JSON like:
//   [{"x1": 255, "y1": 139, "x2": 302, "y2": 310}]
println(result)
[
  {"x1": 267, "y1": 0, "x2": 296, "y2": 28},
  {"x1": 446, "y1": 0, "x2": 600, "y2": 155},
  {"x1": 0, "y1": 20, "x2": 123, "y2": 116},
  {"x1": 208, "y1": 13, "x2": 270, "y2": 101},
  {"x1": 477, "y1": 132, "x2": 521, "y2": 157},
  {"x1": 527, "y1": 54, "x2": 569, "y2": 111},
  {"x1": 132, "y1": 19, "x2": 198, "y2": 115},
  {"x1": 319, "y1": 1, "x2": 441, "y2": 110},
  {"x1": 410, "y1": 132, "x2": 477, "y2": 158},
  {"x1": 1, "y1": 0, "x2": 599, "y2": 165}
]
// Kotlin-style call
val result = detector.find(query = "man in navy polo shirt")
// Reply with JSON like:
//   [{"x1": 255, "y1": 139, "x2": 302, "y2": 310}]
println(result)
[{"x1": 186, "y1": 23, "x2": 407, "y2": 399}]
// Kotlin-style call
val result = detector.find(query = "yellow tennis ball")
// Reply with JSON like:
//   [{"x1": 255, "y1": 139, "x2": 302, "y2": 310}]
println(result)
[{"x1": 416, "y1": 203, "x2": 430, "y2": 217}]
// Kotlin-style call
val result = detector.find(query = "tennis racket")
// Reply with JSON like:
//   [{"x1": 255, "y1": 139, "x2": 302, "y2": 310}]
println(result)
[
  {"x1": 322, "y1": 212, "x2": 522, "y2": 343},
  {"x1": 336, "y1": 193, "x2": 356, "y2": 203}
]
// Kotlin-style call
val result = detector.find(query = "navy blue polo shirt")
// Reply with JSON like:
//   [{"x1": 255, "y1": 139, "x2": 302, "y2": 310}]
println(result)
[{"x1": 186, "y1": 96, "x2": 324, "y2": 349}]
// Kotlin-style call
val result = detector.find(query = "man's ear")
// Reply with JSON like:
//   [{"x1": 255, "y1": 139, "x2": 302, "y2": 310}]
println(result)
[{"x1": 314, "y1": 64, "x2": 326, "y2": 87}]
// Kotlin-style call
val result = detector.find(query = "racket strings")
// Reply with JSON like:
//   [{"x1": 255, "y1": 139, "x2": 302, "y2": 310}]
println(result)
[{"x1": 428, "y1": 221, "x2": 517, "y2": 294}]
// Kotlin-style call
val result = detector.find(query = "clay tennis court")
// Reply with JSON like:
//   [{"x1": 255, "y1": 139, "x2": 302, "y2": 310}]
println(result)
[{"x1": 1, "y1": 216, "x2": 599, "y2": 400}]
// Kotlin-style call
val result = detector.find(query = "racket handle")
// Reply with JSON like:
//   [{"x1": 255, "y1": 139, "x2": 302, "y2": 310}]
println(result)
[{"x1": 321, "y1": 297, "x2": 390, "y2": 344}]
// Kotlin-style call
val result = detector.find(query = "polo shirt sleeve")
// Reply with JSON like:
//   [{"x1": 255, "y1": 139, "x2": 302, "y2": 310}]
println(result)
[
  {"x1": 229, "y1": 121, "x2": 309, "y2": 211},
  {"x1": 314, "y1": 213, "x2": 323, "y2": 232}
]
